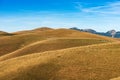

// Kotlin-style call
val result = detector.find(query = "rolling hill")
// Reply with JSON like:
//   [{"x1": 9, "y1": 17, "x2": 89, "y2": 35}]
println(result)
[
  {"x1": 0, "y1": 38, "x2": 109, "y2": 61},
  {"x1": 0, "y1": 28, "x2": 117, "y2": 56},
  {"x1": 13, "y1": 27, "x2": 53, "y2": 34},
  {"x1": 0, "y1": 27, "x2": 120, "y2": 80},
  {"x1": 0, "y1": 42, "x2": 120, "y2": 80}
]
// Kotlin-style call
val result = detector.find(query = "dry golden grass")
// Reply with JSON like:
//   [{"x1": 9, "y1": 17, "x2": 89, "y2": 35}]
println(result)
[
  {"x1": 13, "y1": 27, "x2": 53, "y2": 34},
  {"x1": 14, "y1": 27, "x2": 117, "y2": 41},
  {"x1": 0, "y1": 38, "x2": 109, "y2": 61},
  {"x1": 0, "y1": 27, "x2": 54, "y2": 56},
  {"x1": 0, "y1": 28, "x2": 116, "y2": 56},
  {"x1": 0, "y1": 28, "x2": 120, "y2": 80},
  {"x1": 110, "y1": 77, "x2": 120, "y2": 80},
  {"x1": 32, "y1": 27, "x2": 53, "y2": 31},
  {"x1": 0, "y1": 34, "x2": 45, "y2": 56},
  {"x1": 0, "y1": 42, "x2": 120, "y2": 80}
]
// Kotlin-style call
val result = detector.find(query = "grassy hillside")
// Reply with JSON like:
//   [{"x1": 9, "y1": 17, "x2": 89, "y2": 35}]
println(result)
[
  {"x1": 13, "y1": 27, "x2": 53, "y2": 34},
  {"x1": 110, "y1": 77, "x2": 120, "y2": 80},
  {"x1": 0, "y1": 28, "x2": 119, "y2": 80},
  {"x1": 0, "y1": 34, "x2": 45, "y2": 56},
  {"x1": 0, "y1": 42, "x2": 120, "y2": 80},
  {"x1": 0, "y1": 38, "x2": 109, "y2": 61},
  {"x1": 0, "y1": 28, "x2": 116, "y2": 56}
]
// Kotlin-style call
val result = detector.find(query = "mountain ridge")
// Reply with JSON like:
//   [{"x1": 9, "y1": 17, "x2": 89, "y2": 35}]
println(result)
[{"x1": 70, "y1": 27, "x2": 120, "y2": 38}]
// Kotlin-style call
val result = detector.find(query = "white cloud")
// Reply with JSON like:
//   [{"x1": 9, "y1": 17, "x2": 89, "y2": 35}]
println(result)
[{"x1": 76, "y1": 1, "x2": 120, "y2": 15}]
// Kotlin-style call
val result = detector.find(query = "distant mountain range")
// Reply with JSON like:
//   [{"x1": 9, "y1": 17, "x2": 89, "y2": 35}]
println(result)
[{"x1": 70, "y1": 27, "x2": 120, "y2": 38}]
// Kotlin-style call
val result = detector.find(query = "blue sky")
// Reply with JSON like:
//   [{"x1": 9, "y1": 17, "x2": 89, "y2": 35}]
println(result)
[{"x1": 0, "y1": 0, "x2": 120, "y2": 32}]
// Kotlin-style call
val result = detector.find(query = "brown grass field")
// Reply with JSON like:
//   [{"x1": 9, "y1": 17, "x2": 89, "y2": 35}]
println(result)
[{"x1": 0, "y1": 27, "x2": 120, "y2": 80}]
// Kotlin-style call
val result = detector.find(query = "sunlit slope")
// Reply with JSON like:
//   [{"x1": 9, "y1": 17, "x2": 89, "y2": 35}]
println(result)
[
  {"x1": 29, "y1": 29, "x2": 118, "y2": 41},
  {"x1": 0, "y1": 42, "x2": 120, "y2": 80},
  {"x1": 14, "y1": 27, "x2": 53, "y2": 34},
  {"x1": 0, "y1": 38, "x2": 109, "y2": 61},
  {"x1": 0, "y1": 28, "x2": 117, "y2": 56},
  {"x1": 14, "y1": 28, "x2": 118, "y2": 41},
  {"x1": 0, "y1": 34, "x2": 45, "y2": 56},
  {"x1": 0, "y1": 27, "x2": 54, "y2": 56},
  {"x1": 110, "y1": 77, "x2": 120, "y2": 80}
]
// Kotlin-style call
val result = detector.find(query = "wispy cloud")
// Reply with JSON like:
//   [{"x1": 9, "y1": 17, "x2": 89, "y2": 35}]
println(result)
[
  {"x1": 1, "y1": 1, "x2": 120, "y2": 32},
  {"x1": 76, "y1": 1, "x2": 120, "y2": 15}
]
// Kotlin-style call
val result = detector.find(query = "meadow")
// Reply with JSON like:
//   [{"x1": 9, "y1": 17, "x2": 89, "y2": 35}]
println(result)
[{"x1": 0, "y1": 27, "x2": 120, "y2": 80}]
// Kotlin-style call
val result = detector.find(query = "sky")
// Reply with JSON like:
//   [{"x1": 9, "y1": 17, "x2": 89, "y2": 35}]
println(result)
[{"x1": 0, "y1": 0, "x2": 120, "y2": 32}]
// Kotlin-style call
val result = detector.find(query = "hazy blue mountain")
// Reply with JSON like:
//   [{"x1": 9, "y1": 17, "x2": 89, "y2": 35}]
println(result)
[{"x1": 70, "y1": 27, "x2": 120, "y2": 38}]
